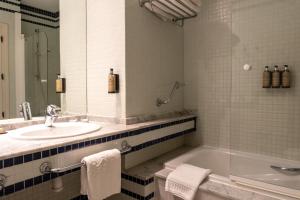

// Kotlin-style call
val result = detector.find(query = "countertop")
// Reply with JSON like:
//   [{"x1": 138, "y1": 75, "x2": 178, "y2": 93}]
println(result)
[{"x1": 0, "y1": 115, "x2": 196, "y2": 160}]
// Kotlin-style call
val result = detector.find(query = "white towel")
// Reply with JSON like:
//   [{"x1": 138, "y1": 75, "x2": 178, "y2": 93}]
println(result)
[
  {"x1": 80, "y1": 149, "x2": 121, "y2": 200},
  {"x1": 165, "y1": 164, "x2": 211, "y2": 200}
]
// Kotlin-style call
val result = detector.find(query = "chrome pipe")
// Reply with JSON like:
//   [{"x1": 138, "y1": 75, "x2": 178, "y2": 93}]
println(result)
[
  {"x1": 40, "y1": 141, "x2": 132, "y2": 174},
  {"x1": 0, "y1": 174, "x2": 6, "y2": 191},
  {"x1": 271, "y1": 165, "x2": 300, "y2": 173}
]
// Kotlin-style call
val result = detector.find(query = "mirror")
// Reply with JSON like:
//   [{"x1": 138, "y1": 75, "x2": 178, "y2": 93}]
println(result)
[{"x1": 0, "y1": 0, "x2": 87, "y2": 120}]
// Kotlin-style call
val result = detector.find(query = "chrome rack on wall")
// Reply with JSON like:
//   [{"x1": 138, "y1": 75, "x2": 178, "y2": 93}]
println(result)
[{"x1": 139, "y1": 0, "x2": 200, "y2": 26}]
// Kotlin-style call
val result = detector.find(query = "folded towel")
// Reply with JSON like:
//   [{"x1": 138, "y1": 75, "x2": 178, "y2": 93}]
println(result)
[
  {"x1": 165, "y1": 164, "x2": 211, "y2": 200},
  {"x1": 80, "y1": 149, "x2": 121, "y2": 200}
]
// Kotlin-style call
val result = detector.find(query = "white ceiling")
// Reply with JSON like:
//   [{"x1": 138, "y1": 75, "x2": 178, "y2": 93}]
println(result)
[{"x1": 21, "y1": 0, "x2": 59, "y2": 12}]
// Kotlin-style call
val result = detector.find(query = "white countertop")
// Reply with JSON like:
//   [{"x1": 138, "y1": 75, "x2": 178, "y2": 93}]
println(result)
[{"x1": 0, "y1": 115, "x2": 195, "y2": 160}]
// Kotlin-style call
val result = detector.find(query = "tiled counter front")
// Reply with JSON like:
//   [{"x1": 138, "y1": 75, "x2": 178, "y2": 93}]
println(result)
[{"x1": 0, "y1": 116, "x2": 196, "y2": 199}]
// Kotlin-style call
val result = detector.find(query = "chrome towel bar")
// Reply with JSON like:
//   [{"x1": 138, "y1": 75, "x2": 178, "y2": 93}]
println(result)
[
  {"x1": 0, "y1": 174, "x2": 6, "y2": 191},
  {"x1": 40, "y1": 140, "x2": 132, "y2": 174},
  {"x1": 270, "y1": 165, "x2": 300, "y2": 173}
]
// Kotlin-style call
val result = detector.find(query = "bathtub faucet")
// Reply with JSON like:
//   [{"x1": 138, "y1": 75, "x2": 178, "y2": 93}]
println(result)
[{"x1": 156, "y1": 81, "x2": 185, "y2": 107}]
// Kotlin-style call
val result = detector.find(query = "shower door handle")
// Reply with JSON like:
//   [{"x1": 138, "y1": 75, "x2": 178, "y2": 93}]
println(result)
[{"x1": 270, "y1": 165, "x2": 300, "y2": 173}]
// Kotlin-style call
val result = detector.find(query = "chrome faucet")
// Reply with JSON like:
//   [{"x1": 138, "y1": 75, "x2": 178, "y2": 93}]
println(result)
[
  {"x1": 19, "y1": 102, "x2": 32, "y2": 120},
  {"x1": 45, "y1": 105, "x2": 61, "y2": 127}
]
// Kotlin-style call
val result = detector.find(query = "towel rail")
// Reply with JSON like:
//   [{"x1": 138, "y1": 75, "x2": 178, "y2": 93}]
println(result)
[
  {"x1": 40, "y1": 140, "x2": 132, "y2": 174},
  {"x1": 270, "y1": 165, "x2": 300, "y2": 173},
  {"x1": 140, "y1": 0, "x2": 199, "y2": 26},
  {"x1": 0, "y1": 174, "x2": 6, "y2": 191}
]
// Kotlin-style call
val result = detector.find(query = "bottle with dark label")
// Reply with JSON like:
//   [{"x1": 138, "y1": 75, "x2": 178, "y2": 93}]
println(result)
[
  {"x1": 282, "y1": 65, "x2": 290, "y2": 88},
  {"x1": 272, "y1": 65, "x2": 280, "y2": 88},
  {"x1": 262, "y1": 66, "x2": 271, "y2": 88}
]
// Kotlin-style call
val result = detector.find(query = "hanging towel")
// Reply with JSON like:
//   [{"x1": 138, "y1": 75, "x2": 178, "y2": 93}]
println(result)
[
  {"x1": 80, "y1": 149, "x2": 121, "y2": 200},
  {"x1": 165, "y1": 164, "x2": 211, "y2": 200}
]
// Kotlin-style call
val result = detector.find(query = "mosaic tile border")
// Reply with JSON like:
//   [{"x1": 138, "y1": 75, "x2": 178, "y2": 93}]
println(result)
[
  {"x1": 0, "y1": 0, "x2": 59, "y2": 29},
  {"x1": 0, "y1": 118, "x2": 196, "y2": 197},
  {"x1": 122, "y1": 189, "x2": 154, "y2": 200},
  {"x1": 71, "y1": 190, "x2": 155, "y2": 200},
  {"x1": 122, "y1": 173, "x2": 154, "y2": 186},
  {"x1": 20, "y1": 4, "x2": 58, "y2": 18}
]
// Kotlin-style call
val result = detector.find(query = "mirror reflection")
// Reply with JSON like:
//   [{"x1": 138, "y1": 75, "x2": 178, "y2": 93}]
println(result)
[{"x1": 0, "y1": 0, "x2": 60, "y2": 119}]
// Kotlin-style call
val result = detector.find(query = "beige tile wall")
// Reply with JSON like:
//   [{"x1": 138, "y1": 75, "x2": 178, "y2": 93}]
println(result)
[
  {"x1": 184, "y1": 0, "x2": 232, "y2": 149},
  {"x1": 60, "y1": 0, "x2": 87, "y2": 115},
  {"x1": 125, "y1": 0, "x2": 184, "y2": 118},
  {"x1": 230, "y1": 0, "x2": 300, "y2": 161}
]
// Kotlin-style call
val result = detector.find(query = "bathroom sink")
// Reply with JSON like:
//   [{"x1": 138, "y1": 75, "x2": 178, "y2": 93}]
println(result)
[{"x1": 8, "y1": 122, "x2": 101, "y2": 140}]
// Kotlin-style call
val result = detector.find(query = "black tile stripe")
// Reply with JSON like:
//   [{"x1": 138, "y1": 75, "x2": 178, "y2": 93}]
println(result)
[
  {"x1": 20, "y1": 4, "x2": 59, "y2": 18},
  {"x1": 0, "y1": 0, "x2": 20, "y2": 7},
  {"x1": 21, "y1": 11, "x2": 59, "y2": 23},
  {"x1": 70, "y1": 195, "x2": 88, "y2": 200},
  {"x1": 0, "y1": 5, "x2": 18, "y2": 13},
  {"x1": 0, "y1": 117, "x2": 196, "y2": 170},
  {"x1": 122, "y1": 188, "x2": 154, "y2": 200},
  {"x1": 122, "y1": 173, "x2": 154, "y2": 186},
  {"x1": 21, "y1": 19, "x2": 59, "y2": 29}
]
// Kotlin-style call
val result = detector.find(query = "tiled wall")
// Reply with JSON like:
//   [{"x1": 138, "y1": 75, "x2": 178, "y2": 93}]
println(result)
[
  {"x1": 184, "y1": 0, "x2": 300, "y2": 161},
  {"x1": 86, "y1": 0, "x2": 126, "y2": 120},
  {"x1": 230, "y1": 0, "x2": 300, "y2": 161},
  {"x1": 85, "y1": 0, "x2": 184, "y2": 120},
  {"x1": 184, "y1": 0, "x2": 232, "y2": 148},
  {"x1": 125, "y1": 0, "x2": 184, "y2": 118},
  {"x1": 60, "y1": 0, "x2": 87, "y2": 115}
]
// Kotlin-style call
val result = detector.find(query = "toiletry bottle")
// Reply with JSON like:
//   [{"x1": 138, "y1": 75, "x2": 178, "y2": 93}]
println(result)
[
  {"x1": 272, "y1": 65, "x2": 280, "y2": 88},
  {"x1": 0, "y1": 127, "x2": 5, "y2": 134},
  {"x1": 282, "y1": 65, "x2": 290, "y2": 88},
  {"x1": 108, "y1": 68, "x2": 116, "y2": 93},
  {"x1": 56, "y1": 74, "x2": 66, "y2": 93},
  {"x1": 262, "y1": 66, "x2": 271, "y2": 88}
]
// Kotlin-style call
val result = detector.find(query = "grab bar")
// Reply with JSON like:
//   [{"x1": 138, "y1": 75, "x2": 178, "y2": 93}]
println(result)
[
  {"x1": 40, "y1": 140, "x2": 132, "y2": 174},
  {"x1": 270, "y1": 165, "x2": 300, "y2": 173}
]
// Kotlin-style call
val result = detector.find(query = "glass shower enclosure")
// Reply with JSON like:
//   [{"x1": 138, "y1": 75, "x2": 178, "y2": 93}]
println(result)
[
  {"x1": 24, "y1": 29, "x2": 59, "y2": 116},
  {"x1": 229, "y1": 0, "x2": 300, "y2": 196}
]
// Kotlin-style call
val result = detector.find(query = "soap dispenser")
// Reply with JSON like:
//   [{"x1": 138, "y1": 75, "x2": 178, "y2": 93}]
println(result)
[
  {"x1": 262, "y1": 66, "x2": 271, "y2": 88},
  {"x1": 272, "y1": 65, "x2": 280, "y2": 88},
  {"x1": 56, "y1": 74, "x2": 66, "y2": 93},
  {"x1": 282, "y1": 65, "x2": 290, "y2": 88},
  {"x1": 108, "y1": 68, "x2": 116, "y2": 93}
]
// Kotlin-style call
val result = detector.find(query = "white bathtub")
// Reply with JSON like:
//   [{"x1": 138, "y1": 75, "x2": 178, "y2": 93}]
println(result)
[{"x1": 156, "y1": 146, "x2": 300, "y2": 200}]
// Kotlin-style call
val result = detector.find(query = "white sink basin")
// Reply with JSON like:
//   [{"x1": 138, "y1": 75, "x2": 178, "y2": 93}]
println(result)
[{"x1": 8, "y1": 122, "x2": 101, "y2": 140}]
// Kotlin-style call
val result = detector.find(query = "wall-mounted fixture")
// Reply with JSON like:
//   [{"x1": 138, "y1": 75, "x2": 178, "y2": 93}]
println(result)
[
  {"x1": 108, "y1": 68, "x2": 119, "y2": 94},
  {"x1": 56, "y1": 74, "x2": 66, "y2": 93},
  {"x1": 0, "y1": 174, "x2": 7, "y2": 191},
  {"x1": 40, "y1": 140, "x2": 132, "y2": 174},
  {"x1": 262, "y1": 65, "x2": 291, "y2": 88},
  {"x1": 139, "y1": 0, "x2": 201, "y2": 26},
  {"x1": 156, "y1": 81, "x2": 185, "y2": 107}
]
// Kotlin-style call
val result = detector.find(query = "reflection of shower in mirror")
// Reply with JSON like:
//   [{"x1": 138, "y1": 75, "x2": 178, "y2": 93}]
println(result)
[{"x1": 25, "y1": 29, "x2": 50, "y2": 116}]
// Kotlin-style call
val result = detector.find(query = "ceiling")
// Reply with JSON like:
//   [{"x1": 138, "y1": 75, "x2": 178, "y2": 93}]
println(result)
[{"x1": 21, "y1": 0, "x2": 59, "y2": 12}]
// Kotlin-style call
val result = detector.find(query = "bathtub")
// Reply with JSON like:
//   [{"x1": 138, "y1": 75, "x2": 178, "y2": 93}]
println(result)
[{"x1": 155, "y1": 146, "x2": 300, "y2": 200}]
